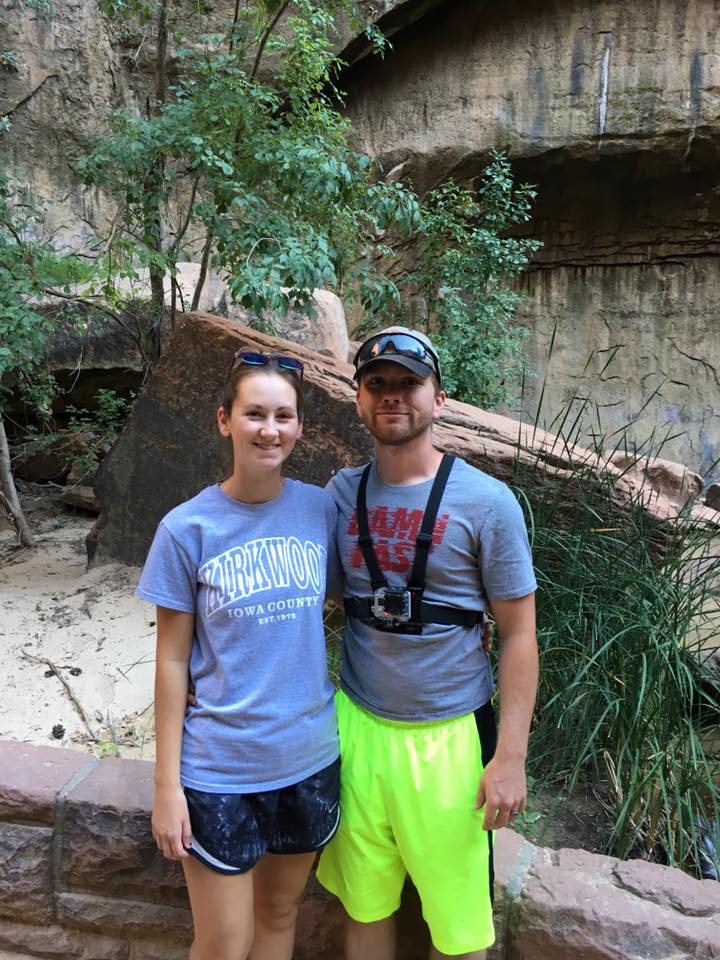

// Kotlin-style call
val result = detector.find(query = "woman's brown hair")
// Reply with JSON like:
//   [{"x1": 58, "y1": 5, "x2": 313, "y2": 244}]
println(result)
[{"x1": 222, "y1": 361, "x2": 304, "y2": 421}]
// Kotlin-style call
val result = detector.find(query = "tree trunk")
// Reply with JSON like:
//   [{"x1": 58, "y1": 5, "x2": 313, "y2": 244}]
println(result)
[
  {"x1": 0, "y1": 419, "x2": 35, "y2": 548},
  {"x1": 191, "y1": 230, "x2": 213, "y2": 311},
  {"x1": 144, "y1": 0, "x2": 169, "y2": 364}
]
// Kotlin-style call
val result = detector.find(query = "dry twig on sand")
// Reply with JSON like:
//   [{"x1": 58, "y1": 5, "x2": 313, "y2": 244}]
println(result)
[{"x1": 20, "y1": 648, "x2": 97, "y2": 741}]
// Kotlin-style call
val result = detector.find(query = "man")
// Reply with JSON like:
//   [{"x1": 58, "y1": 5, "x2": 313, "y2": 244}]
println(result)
[{"x1": 316, "y1": 327, "x2": 538, "y2": 960}]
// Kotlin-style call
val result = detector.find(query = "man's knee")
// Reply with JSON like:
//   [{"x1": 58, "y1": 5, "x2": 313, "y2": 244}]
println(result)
[{"x1": 345, "y1": 913, "x2": 397, "y2": 960}]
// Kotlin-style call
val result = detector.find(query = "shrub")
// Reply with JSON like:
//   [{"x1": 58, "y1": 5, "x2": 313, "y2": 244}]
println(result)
[{"x1": 517, "y1": 401, "x2": 720, "y2": 876}]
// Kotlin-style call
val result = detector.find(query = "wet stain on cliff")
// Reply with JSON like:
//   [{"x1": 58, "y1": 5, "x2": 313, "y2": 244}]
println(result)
[
  {"x1": 528, "y1": 63, "x2": 548, "y2": 143},
  {"x1": 570, "y1": 31, "x2": 587, "y2": 97},
  {"x1": 597, "y1": 33, "x2": 612, "y2": 137},
  {"x1": 690, "y1": 51, "x2": 704, "y2": 123}
]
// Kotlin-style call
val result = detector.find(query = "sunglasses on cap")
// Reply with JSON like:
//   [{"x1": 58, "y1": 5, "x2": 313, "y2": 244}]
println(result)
[
  {"x1": 353, "y1": 333, "x2": 441, "y2": 383},
  {"x1": 226, "y1": 350, "x2": 304, "y2": 381}
]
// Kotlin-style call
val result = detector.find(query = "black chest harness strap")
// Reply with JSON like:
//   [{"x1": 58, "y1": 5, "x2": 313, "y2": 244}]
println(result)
[{"x1": 343, "y1": 454, "x2": 485, "y2": 634}]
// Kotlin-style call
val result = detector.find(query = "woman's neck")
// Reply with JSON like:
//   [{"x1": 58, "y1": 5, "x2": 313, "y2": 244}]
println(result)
[{"x1": 221, "y1": 470, "x2": 284, "y2": 505}]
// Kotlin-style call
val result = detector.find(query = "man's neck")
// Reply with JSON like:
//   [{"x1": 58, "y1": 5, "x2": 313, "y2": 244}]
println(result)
[{"x1": 373, "y1": 434, "x2": 443, "y2": 485}]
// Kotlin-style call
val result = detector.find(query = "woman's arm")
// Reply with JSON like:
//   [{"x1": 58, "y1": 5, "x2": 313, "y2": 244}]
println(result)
[{"x1": 152, "y1": 606, "x2": 194, "y2": 860}]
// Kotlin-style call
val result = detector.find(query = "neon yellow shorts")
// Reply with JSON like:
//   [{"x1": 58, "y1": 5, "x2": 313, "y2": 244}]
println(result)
[{"x1": 316, "y1": 689, "x2": 496, "y2": 955}]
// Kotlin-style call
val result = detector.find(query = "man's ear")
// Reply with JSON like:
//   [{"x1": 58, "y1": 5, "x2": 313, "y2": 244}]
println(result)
[{"x1": 432, "y1": 390, "x2": 447, "y2": 420}]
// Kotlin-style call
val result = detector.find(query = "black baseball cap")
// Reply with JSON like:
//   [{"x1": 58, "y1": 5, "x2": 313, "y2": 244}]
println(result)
[{"x1": 353, "y1": 327, "x2": 442, "y2": 384}]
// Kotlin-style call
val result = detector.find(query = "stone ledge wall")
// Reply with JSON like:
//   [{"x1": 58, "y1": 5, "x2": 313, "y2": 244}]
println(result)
[{"x1": 0, "y1": 739, "x2": 718, "y2": 960}]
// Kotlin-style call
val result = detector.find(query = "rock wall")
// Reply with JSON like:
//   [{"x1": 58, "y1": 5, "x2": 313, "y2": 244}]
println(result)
[
  {"x1": 339, "y1": 0, "x2": 720, "y2": 478},
  {"x1": 90, "y1": 312, "x2": 720, "y2": 567},
  {"x1": 4, "y1": 0, "x2": 720, "y2": 475},
  {"x1": 516, "y1": 260, "x2": 720, "y2": 474},
  {"x1": 1, "y1": 739, "x2": 718, "y2": 960},
  {"x1": 0, "y1": 0, "x2": 399, "y2": 251},
  {"x1": 1, "y1": 0, "x2": 133, "y2": 250}
]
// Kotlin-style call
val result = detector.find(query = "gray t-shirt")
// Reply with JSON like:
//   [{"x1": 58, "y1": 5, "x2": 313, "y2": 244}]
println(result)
[
  {"x1": 136, "y1": 481, "x2": 340, "y2": 792},
  {"x1": 328, "y1": 458, "x2": 537, "y2": 721}
]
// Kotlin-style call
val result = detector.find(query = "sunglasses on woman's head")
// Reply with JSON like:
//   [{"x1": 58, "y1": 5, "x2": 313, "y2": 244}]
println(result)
[{"x1": 227, "y1": 351, "x2": 304, "y2": 381}]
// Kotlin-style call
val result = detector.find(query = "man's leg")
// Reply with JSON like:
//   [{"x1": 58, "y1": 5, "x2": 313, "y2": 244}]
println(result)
[
  {"x1": 429, "y1": 947, "x2": 485, "y2": 960},
  {"x1": 317, "y1": 693, "x2": 406, "y2": 954},
  {"x1": 346, "y1": 915, "x2": 397, "y2": 960},
  {"x1": 390, "y1": 711, "x2": 495, "y2": 958}
]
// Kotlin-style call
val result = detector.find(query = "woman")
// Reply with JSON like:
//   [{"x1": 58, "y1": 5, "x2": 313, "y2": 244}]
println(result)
[{"x1": 137, "y1": 350, "x2": 341, "y2": 960}]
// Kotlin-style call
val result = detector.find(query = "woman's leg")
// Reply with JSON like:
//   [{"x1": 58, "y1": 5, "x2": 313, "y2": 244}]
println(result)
[
  {"x1": 249, "y1": 851, "x2": 316, "y2": 960},
  {"x1": 183, "y1": 855, "x2": 254, "y2": 960}
]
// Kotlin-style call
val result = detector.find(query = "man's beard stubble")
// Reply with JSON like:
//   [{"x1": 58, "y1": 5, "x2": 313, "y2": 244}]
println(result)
[{"x1": 362, "y1": 409, "x2": 434, "y2": 447}]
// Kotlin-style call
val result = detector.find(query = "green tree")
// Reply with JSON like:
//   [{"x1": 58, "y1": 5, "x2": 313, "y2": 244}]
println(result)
[
  {"x1": 76, "y1": 0, "x2": 417, "y2": 362},
  {"x1": 0, "y1": 166, "x2": 95, "y2": 546},
  {"x1": 412, "y1": 155, "x2": 541, "y2": 408}
]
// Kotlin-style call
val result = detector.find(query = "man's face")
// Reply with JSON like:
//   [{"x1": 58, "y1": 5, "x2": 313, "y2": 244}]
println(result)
[{"x1": 355, "y1": 361, "x2": 446, "y2": 446}]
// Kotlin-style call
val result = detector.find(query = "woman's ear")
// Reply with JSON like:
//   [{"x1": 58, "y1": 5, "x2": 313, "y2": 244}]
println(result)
[{"x1": 217, "y1": 405, "x2": 231, "y2": 437}]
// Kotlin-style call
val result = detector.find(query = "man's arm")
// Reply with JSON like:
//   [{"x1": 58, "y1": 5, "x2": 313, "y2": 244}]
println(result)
[{"x1": 476, "y1": 593, "x2": 538, "y2": 830}]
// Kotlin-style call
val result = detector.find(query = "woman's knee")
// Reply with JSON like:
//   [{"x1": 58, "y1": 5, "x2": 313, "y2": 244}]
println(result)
[
  {"x1": 190, "y1": 926, "x2": 254, "y2": 960},
  {"x1": 254, "y1": 889, "x2": 303, "y2": 933}
]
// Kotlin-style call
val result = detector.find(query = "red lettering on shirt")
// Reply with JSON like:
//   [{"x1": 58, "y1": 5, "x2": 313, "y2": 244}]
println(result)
[{"x1": 346, "y1": 507, "x2": 450, "y2": 571}]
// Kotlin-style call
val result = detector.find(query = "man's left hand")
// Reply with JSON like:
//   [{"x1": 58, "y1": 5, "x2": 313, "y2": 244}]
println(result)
[{"x1": 476, "y1": 755, "x2": 527, "y2": 830}]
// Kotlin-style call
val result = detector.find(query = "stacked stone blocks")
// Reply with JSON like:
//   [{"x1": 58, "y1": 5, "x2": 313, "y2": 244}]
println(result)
[{"x1": 0, "y1": 740, "x2": 718, "y2": 960}]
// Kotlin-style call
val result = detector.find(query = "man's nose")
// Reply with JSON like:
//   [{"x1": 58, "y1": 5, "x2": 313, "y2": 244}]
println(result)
[{"x1": 381, "y1": 386, "x2": 402, "y2": 402}]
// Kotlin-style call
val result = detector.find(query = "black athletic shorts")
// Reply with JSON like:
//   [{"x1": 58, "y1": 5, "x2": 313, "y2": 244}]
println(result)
[{"x1": 184, "y1": 756, "x2": 341, "y2": 875}]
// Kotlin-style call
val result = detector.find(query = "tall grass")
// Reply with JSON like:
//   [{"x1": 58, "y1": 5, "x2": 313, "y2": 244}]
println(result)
[{"x1": 515, "y1": 397, "x2": 720, "y2": 875}]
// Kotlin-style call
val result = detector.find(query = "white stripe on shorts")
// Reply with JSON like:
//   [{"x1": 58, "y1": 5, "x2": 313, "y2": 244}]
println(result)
[{"x1": 188, "y1": 836, "x2": 241, "y2": 873}]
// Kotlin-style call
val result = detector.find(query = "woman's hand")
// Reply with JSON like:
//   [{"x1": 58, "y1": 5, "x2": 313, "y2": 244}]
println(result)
[
  {"x1": 152, "y1": 783, "x2": 192, "y2": 860},
  {"x1": 481, "y1": 616, "x2": 495, "y2": 653}
]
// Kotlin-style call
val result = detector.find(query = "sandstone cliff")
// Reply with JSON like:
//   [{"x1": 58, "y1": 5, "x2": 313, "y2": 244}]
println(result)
[
  {"x1": 2, "y1": 0, "x2": 719, "y2": 476},
  {"x1": 339, "y1": 0, "x2": 720, "y2": 476}
]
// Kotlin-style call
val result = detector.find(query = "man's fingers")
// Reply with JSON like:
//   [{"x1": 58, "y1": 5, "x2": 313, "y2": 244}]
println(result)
[
  {"x1": 482, "y1": 801, "x2": 503, "y2": 830},
  {"x1": 485, "y1": 801, "x2": 526, "y2": 831}
]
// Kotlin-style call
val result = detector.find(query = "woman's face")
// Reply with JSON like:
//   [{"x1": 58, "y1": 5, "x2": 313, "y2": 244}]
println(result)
[{"x1": 217, "y1": 371, "x2": 303, "y2": 473}]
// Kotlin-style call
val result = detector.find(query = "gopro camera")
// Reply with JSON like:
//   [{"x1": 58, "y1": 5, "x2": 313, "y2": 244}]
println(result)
[{"x1": 370, "y1": 587, "x2": 423, "y2": 634}]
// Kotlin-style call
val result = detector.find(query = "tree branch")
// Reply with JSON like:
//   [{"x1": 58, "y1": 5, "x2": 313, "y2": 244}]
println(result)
[
  {"x1": 169, "y1": 175, "x2": 201, "y2": 255},
  {"x1": 0, "y1": 420, "x2": 34, "y2": 548},
  {"x1": 250, "y1": 0, "x2": 291, "y2": 80},
  {"x1": 190, "y1": 228, "x2": 214, "y2": 311},
  {"x1": 20, "y1": 650, "x2": 97, "y2": 741}
]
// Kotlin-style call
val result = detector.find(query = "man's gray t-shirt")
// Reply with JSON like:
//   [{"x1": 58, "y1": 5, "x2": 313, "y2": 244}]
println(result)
[
  {"x1": 136, "y1": 481, "x2": 340, "y2": 792},
  {"x1": 328, "y1": 458, "x2": 537, "y2": 722}
]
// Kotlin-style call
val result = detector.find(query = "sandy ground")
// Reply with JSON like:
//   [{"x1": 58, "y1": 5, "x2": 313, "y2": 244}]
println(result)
[{"x1": 1, "y1": 496, "x2": 157, "y2": 760}]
